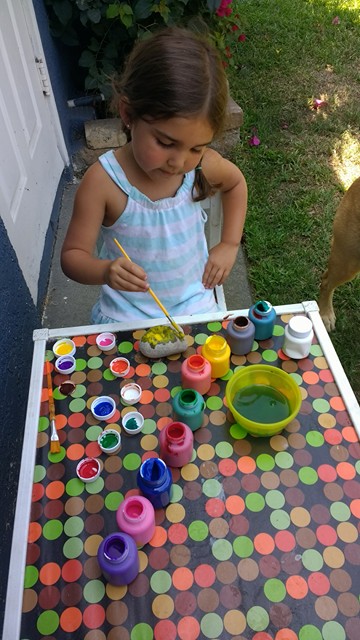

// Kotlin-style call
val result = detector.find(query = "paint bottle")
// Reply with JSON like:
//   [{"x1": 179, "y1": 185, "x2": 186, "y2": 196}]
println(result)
[
  {"x1": 137, "y1": 458, "x2": 172, "y2": 509},
  {"x1": 116, "y1": 496, "x2": 155, "y2": 547},
  {"x1": 159, "y1": 421, "x2": 194, "y2": 468},
  {"x1": 172, "y1": 389, "x2": 206, "y2": 431},
  {"x1": 181, "y1": 354, "x2": 212, "y2": 395},
  {"x1": 282, "y1": 315, "x2": 314, "y2": 359},
  {"x1": 248, "y1": 300, "x2": 276, "y2": 341},
  {"x1": 201, "y1": 335, "x2": 231, "y2": 378},
  {"x1": 226, "y1": 316, "x2": 255, "y2": 355},
  {"x1": 97, "y1": 532, "x2": 139, "y2": 585}
]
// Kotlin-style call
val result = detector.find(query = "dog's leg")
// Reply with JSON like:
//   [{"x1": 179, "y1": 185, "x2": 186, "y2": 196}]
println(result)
[{"x1": 319, "y1": 252, "x2": 359, "y2": 331}]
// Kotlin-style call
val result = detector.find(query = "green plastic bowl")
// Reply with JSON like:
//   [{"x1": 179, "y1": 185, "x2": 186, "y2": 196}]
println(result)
[{"x1": 225, "y1": 364, "x2": 302, "y2": 437}]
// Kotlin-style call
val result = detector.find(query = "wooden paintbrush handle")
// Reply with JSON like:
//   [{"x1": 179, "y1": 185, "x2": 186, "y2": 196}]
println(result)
[{"x1": 46, "y1": 363, "x2": 56, "y2": 422}]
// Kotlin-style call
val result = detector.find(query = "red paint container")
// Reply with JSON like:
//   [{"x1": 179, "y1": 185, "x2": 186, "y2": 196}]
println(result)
[
  {"x1": 76, "y1": 457, "x2": 101, "y2": 483},
  {"x1": 158, "y1": 421, "x2": 194, "y2": 468},
  {"x1": 110, "y1": 357, "x2": 130, "y2": 377},
  {"x1": 181, "y1": 354, "x2": 212, "y2": 395}
]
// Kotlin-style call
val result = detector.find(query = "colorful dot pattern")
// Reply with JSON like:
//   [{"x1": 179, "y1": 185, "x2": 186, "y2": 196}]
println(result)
[{"x1": 20, "y1": 316, "x2": 360, "y2": 639}]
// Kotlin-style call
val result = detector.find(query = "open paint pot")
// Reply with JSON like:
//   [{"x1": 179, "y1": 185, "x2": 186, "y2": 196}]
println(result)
[
  {"x1": 91, "y1": 396, "x2": 116, "y2": 421},
  {"x1": 76, "y1": 457, "x2": 101, "y2": 483},
  {"x1": 98, "y1": 429, "x2": 121, "y2": 455},
  {"x1": 97, "y1": 532, "x2": 139, "y2": 585},
  {"x1": 96, "y1": 332, "x2": 116, "y2": 352},
  {"x1": 122, "y1": 411, "x2": 144, "y2": 435},
  {"x1": 58, "y1": 380, "x2": 76, "y2": 396},
  {"x1": 110, "y1": 357, "x2": 130, "y2": 378},
  {"x1": 55, "y1": 355, "x2": 76, "y2": 375},
  {"x1": 53, "y1": 338, "x2": 76, "y2": 358},
  {"x1": 120, "y1": 383, "x2": 142, "y2": 406}
]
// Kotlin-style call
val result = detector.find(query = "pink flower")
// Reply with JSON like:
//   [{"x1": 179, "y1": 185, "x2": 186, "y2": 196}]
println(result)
[
  {"x1": 248, "y1": 129, "x2": 260, "y2": 146},
  {"x1": 332, "y1": 16, "x2": 340, "y2": 25},
  {"x1": 216, "y1": 0, "x2": 233, "y2": 17},
  {"x1": 312, "y1": 98, "x2": 327, "y2": 110},
  {"x1": 231, "y1": 24, "x2": 239, "y2": 31},
  {"x1": 238, "y1": 33, "x2": 246, "y2": 42}
]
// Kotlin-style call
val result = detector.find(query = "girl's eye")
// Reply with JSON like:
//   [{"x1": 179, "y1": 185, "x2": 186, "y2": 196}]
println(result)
[{"x1": 157, "y1": 139, "x2": 173, "y2": 148}]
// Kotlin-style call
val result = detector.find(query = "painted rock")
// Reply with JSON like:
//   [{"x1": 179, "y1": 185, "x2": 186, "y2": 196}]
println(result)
[{"x1": 139, "y1": 325, "x2": 187, "y2": 359}]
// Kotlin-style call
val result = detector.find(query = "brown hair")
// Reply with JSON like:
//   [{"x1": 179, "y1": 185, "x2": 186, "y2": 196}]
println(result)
[{"x1": 112, "y1": 27, "x2": 229, "y2": 200}]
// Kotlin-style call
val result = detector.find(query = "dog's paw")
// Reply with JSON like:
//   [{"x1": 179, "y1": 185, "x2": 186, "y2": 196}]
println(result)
[{"x1": 320, "y1": 309, "x2": 336, "y2": 332}]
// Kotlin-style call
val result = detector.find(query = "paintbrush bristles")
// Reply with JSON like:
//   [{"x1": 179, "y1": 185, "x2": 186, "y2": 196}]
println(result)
[
  {"x1": 50, "y1": 419, "x2": 60, "y2": 453},
  {"x1": 50, "y1": 439, "x2": 61, "y2": 454}
]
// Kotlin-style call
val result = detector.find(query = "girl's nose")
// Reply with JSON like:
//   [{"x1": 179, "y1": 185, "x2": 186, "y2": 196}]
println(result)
[{"x1": 168, "y1": 151, "x2": 186, "y2": 171}]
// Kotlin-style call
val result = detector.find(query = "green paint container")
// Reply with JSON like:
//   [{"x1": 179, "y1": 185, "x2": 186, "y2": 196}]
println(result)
[{"x1": 98, "y1": 429, "x2": 121, "y2": 455}]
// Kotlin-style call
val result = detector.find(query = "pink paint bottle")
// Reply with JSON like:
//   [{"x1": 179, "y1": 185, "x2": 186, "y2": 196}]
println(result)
[
  {"x1": 159, "y1": 421, "x2": 194, "y2": 468},
  {"x1": 181, "y1": 354, "x2": 212, "y2": 395},
  {"x1": 116, "y1": 496, "x2": 155, "y2": 547}
]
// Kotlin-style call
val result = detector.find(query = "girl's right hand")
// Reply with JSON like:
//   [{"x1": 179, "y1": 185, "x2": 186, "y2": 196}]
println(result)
[{"x1": 105, "y1": 257, "x2": 149, "y2": 292}]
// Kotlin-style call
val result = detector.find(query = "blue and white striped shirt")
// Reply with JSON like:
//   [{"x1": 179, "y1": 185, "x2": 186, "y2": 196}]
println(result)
[{"x1": 94, "y1": 150, "x2": 219, "y2": 323}]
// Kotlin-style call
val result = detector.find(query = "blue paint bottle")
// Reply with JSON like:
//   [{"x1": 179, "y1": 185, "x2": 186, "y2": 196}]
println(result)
[
  {"x1": 137, "y1": 458, "x2": 172, "y2": 509},
  {"x1": 248, "y1": 300, "x2": 276, "y2": 341}
]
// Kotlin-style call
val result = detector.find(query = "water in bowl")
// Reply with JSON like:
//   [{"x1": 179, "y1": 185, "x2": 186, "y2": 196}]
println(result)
[{"x1": 233, "y1": 384, "x2": 290, "y2": 424}]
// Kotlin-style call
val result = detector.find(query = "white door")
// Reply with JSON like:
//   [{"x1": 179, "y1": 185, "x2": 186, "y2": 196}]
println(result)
[{"x1": 0, "y1": 0, "x2": 68, "y2": 301}]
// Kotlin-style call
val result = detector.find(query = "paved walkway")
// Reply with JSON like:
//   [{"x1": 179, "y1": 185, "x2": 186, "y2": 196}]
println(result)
[{"x1": 43, "y1": 182, "x2": 253, "y2": 329}]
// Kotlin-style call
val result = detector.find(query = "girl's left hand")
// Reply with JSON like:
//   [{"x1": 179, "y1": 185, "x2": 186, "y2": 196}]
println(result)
[{"x1": 202, "y1": 243, "x2": 239, "y2": 289}]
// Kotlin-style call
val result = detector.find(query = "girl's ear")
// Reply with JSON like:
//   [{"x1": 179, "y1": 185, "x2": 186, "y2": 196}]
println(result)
[{"x1": 119, "y1": 97, "x2": 132, "y2": 128}]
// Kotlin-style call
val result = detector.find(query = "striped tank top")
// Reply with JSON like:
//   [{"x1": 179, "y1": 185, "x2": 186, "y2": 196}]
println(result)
[{"x1": 95, "y1": 150, "x2": 219, "y2": 322}]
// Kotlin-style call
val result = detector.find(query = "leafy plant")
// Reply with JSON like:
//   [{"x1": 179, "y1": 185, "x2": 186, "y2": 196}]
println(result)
[{"x1": 44, "y1": 0, "x2": 238, "y2": 97}]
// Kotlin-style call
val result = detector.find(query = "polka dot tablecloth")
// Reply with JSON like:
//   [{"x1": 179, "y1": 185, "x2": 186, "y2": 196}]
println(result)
[{"x1": 20, "y1": 315, "x2": 360, "y2": 640}]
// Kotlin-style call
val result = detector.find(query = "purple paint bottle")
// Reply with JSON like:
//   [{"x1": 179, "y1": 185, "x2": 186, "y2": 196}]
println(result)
[
  {"x1": 97, "y1": 532, "x2": 139, "y2": 585},
  {"x1": 226, "y1": 315, "x2": 255, "y2": 355}
]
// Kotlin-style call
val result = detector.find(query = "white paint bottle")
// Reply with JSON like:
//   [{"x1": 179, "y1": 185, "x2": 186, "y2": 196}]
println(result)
[{"x1": 282, "y1": 316, "x2": 314, "y2": 359}]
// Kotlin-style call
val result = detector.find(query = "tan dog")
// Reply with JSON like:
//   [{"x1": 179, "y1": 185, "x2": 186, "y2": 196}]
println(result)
[{"x1": 319, "y1": 176, "x2": 360, "y2": 331}]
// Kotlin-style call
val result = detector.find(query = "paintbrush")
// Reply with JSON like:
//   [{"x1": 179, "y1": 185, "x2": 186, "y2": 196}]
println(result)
[
  {"x1": 46, "y1": 361, "x2": 60, "y2": 454},
  {"x1": 113, "y1": 237, "x2": 184, "y2": 338}
]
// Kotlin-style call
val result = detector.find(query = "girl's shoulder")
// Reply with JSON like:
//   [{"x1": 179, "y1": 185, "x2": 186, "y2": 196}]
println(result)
[{"x1": 201, "y1": 147, "x2": 243, "y2": 191}]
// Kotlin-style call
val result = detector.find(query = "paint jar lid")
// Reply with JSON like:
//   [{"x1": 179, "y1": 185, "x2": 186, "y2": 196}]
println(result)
[
  {"x1": 98, "y1": 429, "x2": 121, "y2": 454},
  {"x1": 76, "y1": 457, "x2": 101, "y2": 483},
  {"x1": 110, "y1": 357, "x2": 131, "y2": 378},
  {"x1": 121, "y1": 383, "x2": 142, "y2": 406},
  {"x1": 122, "y1": 411, "x2": 144, "y2": 435},
  {"x1": 53, "y1": 338, "x2": 76, "y2": 358},
  {"x1": 91, "y1": 396, "x2": 116, "y2": 421},
  {"x1": 288, "y1": 315, "x2": 313, "y2": 339},
  {"x1": 54, "y1": 355, "x2": 76, "y2": 374},
  {"x1": 58, "y1": 380, "x2": 76, "y2": 396},
  {"x1": 96, "y1": 332, "x2": 116, "y2": 352}
]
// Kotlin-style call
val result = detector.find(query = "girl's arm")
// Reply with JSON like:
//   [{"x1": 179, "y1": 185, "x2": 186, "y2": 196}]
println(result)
[
  {"x1": 201, "y1": 149, "x2": 248, "y2": 289},
  {"x1": 61, "y1": 162, "x2": 148, "y2": 292}
]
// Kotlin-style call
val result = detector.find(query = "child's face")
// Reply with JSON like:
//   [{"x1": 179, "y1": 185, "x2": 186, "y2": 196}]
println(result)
[{"x1": 129, "y1": 115, "x2": 214, "y2": 180}]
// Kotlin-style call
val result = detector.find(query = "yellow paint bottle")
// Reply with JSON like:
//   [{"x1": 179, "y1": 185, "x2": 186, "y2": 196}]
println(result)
[{"x1": 201, "y1": 335, "x2": 230, "y2": 379}]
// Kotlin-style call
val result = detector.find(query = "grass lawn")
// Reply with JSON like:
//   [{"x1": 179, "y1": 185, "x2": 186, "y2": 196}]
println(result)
[{"x1": 227, "y1": 0, "x2": 360, "y2": 398}]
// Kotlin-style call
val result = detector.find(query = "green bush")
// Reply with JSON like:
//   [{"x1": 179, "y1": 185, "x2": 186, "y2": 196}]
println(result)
[{"x1": 45, "y1": 0, "x2": 237, "y2": 98}]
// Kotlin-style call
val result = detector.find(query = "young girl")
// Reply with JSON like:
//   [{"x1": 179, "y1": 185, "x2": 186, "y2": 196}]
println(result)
[{"x1": 61, "y1": 27, "x2": 247, "y2": 324}]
